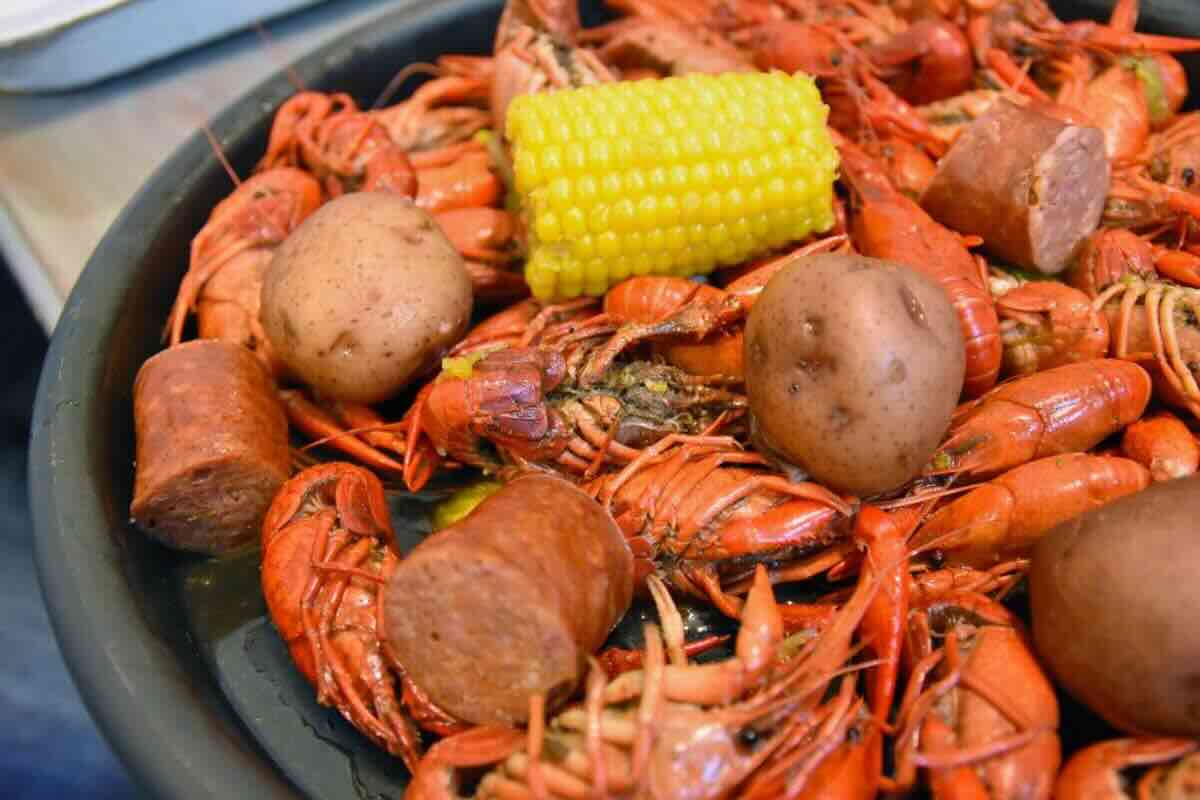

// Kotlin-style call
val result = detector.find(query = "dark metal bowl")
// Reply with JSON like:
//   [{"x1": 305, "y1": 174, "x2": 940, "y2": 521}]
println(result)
[{"x1": 29, "y1": 0, "x2": 1200, "y2": 797}]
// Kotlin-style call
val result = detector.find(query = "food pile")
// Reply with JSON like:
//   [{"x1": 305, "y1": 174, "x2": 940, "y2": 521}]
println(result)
[{"x1": 130, "y1": 0, "x2": 1200, "y2": 796}]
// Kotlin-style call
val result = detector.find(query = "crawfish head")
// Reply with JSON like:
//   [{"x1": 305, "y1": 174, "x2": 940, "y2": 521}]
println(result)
[
  {"x1": 642, "y1": 704, "x2": 788, "y2": 800},
  {"x1": 553, "y1": 360, "x2": 745, "y2": 449}
]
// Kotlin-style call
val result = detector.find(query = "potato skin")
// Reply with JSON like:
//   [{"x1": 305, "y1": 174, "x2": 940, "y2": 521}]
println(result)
[
  {"x1": 1030, "y1": 475, "x2": 1200, "y2": 736},
  {"x1": 261, "y1": 192, "x2": 473, "y2": 404},
  {"x1": 744, "y1": 253, "x2": 965, "y2": 495}
]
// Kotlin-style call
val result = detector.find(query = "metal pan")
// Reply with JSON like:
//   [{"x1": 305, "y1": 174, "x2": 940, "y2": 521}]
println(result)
[{"x1": 28, "y1": 0, "x2": 1200, "y2": 797}]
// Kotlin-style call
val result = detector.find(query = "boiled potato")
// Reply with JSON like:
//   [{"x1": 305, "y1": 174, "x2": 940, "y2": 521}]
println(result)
[
  {"x1": 261, "y1": 192, "x2": 473, "y2": 404},
  {"x1": 1030, "y1": 475, "x2": 1200, "y2": 736},
  {"x1": 744, "y1": 253, "x2": 965, "y2": 495}
]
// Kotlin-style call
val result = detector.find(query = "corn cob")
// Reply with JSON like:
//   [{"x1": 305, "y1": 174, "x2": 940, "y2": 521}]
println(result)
[{"x1": 506, "y1": 72, "x2": 838, "y2": 300}]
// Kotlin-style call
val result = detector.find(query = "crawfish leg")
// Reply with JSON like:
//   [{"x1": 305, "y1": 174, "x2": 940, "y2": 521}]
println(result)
[
  {"x1": 281, "y1": 390, "x2": 407, "y2": 473},
  {"x1": 856, "y1": 506, "x2": 910, "y2": 726}
]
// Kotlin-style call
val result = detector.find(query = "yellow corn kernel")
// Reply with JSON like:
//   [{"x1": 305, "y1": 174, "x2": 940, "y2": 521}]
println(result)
[{"x1": 508, "y1": 72, "x2": 838, "y2": 300}]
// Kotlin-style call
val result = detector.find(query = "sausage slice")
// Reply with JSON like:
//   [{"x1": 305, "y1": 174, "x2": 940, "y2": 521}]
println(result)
[
  {"x1": 383, "y1": 474, "x2": 633, "y2": 726},
  {"x1": 920, "y1": 99, "x2": 1110, "y2": 275},
  {"x1": 131, "y1": 340, "x2": 291, "y2": 554}
]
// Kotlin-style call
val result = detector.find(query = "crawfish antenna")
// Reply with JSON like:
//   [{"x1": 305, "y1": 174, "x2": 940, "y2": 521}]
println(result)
[
  {"x1": 374, "y1": 62, "x2": 443, "y2": 110},
  {"x1": 198, "y1": 123, "x2": 242, "y2": 188},
  {"x1": 253, "y1": 20, "x2": 307, "y2": 93},
  {"x1": 179, "y1": 89, "x2": 243, "y2": 187}
]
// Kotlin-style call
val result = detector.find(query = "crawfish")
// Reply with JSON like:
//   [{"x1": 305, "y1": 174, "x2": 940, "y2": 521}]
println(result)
[
  {"x1": 1121, "y1": 411, "x2": 1200, "y2": 482},
  {"x1": 909, "y1": 560, "x2": 1029, "y2": 605},
  {"x1": 917, "y1": 88, "x2": 1005, "y2": 148},
  {"x1": 1067, "y1": 228, "x2": 1158, "y2": 297},
  {"x1": 825, "y1": 65, "x2": 951, "y2": 159},
  {"x1": 1075, "y1": 229, "x2": 1200, "y2": 298},
  {"x1": 165, "y1": 167, "x2": 322, "y2": 376},
  {"x1": 866, "y1": 17, "x2": 975, "y2": 105},
  {"x1": 451, "y1": 296, "x2": 601, "y2": 356},
  {"x1": 297, "y1": 109, "x2": 420, "y2": 198},
  {"x1": 1053, "y1": 55, "x2": 1152, "y2": 164},
  {"x1": 590, "y1": 235, "x2": 851, "y2": 382},
  {"x1": 435, "y1": 206, "x2": 529, "y2": 303},
  {"x1": 258, "y1": 90, "x2": 355, "y2": 171},
  {"x1": 256, "y1": 91, "x2": 420, "y2": 197},
  {"x1": 734, "y1": 20, "x2": 856, "y2": 79},
  {"x1": 604, "y1": 0, "x2": 782, "y2": 33},
  {"x1": 893, "y1": 590, "x2": 1061, "y2": 799},
  {"x1": 412, "y1": 147, "x2": 502, "y2": 215},
  {"x1": 970, "y1": 0, "x2": 1200, "y2": 99},
  {"x1": 282, "y1": 299, "x2": 602, "y2": 479},
  {"x1": 406, "y1": 344, "x2": 748, "y2": 491},
  {"x1": 580, "y1": 17, "x2": 756, "y2": 76},
  {"x1": 1095, "y1": 275, "x2": 1200, "y2": 418},
  {"x1": 260, "y1": 463, "x2": 466, "y2": 771},
  {"x1": 861, "y1": 135, "x2": 938, "y2": 199},
  {"x1": 587, "y1": 436, "x2": 851, "y2": 612},
  {"x1": 911, "y1": 453, "x2": 1151, "y2": 568},
  {"x1": 1107, "y1": 113, "x2": 1200, "y2": 233},
  {"x1": 1053, "y1": 737, "x2": 1200, "y2": 800},
  {"x1": 994, "y1": 281, "x2": 1110, "y2": 377},
  {"x1": 929, "y1": 359, "x2": 1152, "y2": 478},
  {"x1": 372, "y1": 73, "x2": 492, "y2": 152},
  {"x1": 835, "y1": 130, "x2": 1002, "y2": 397},
  {"x1": 490, "y1": 0, "x2": 616, "y2": 133},
  {"x1": 1145, "y1": 112, "x2": 1200, "y2": 195}
]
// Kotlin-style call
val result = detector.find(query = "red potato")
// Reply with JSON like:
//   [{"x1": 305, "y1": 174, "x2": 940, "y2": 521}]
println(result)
[
  {"x1": 920, "y1": 99, "x2": 1110, "y2": 275},
  {"x1": 1031, "y1": 475, "x2": 1200, "y2": 736},
  {"x1": 383, "y1": 474, "x2": 634, "y2": 726},
  {"x1": 131, "y1": 340, "x2": 291, "y2": 554},
  {"x1": 744, "y1": 254, "x2": 965, "y2": 496},
  {"x1": 261, "y1": 192, "x2": 473, "y2": 405}
]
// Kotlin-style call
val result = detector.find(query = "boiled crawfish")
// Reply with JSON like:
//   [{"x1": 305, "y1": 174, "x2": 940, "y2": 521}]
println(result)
[
  {"x1": 1121, "y1": 411, "x2": 1200, "y2": 482},
  {"x1": 911, "y1": 452, "x2": 1150, "y2": 568},
  {"x1": 587, "y1": 436, "x2": 852, "y2": 607},
  {"x1": 590, "y1": 234, "x2": 851, "y2": 382},
  {"x1": 260, "y1": 463, "x2": 465, "y2": 770},
  {"x1": 994, "y1": 281, "x2": 1110, "y2": 378},
  {"x1": 165, "y1": 167, "x2": 322, "y2": 376},
  {"x1": 1054, "y1": 737, "x2": 1200, "y2": 799},
  {"x1": 406, "y1": 344, "x2": 747, "y2": 490},
  {"x1": 893, "y1": 590, "x2": 1061, "y2": 799},
  {"x1": 928, "y1": 359, "x2": 1151, "y2": 479}
]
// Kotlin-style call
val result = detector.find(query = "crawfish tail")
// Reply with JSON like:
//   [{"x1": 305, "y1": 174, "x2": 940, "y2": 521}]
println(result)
[
  {"x1": 931, "y1": 359, "x2": 1152, "y2": 478},
  {"x1": 911, "y1": 453, "x2": 1151, "y2": 568}
]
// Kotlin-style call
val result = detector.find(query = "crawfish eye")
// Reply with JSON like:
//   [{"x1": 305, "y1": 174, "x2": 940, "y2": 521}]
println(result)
[
  {"x1": 1183, "y1": 167, "x2": 1196, "y2": 188},
  {"x1": 736, "y1": 727, "x2": 762, "y2": 750}
]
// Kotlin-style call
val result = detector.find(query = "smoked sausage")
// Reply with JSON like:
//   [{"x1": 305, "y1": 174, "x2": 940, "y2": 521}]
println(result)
[
  {"x1": 920, "y1": 99, "x2": 1110, "y2": 275},
  {"x1": 131, "y1": 340, "x2": 291, "y2": 554},
  {"x1": 383, "y1": 473, "x2": 633, "y2": 726}
]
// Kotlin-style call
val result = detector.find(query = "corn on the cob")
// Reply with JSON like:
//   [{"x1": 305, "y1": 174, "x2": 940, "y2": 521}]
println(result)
[{"x1": 506, "y1": 72, "x2": 838, "y2": 299}]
